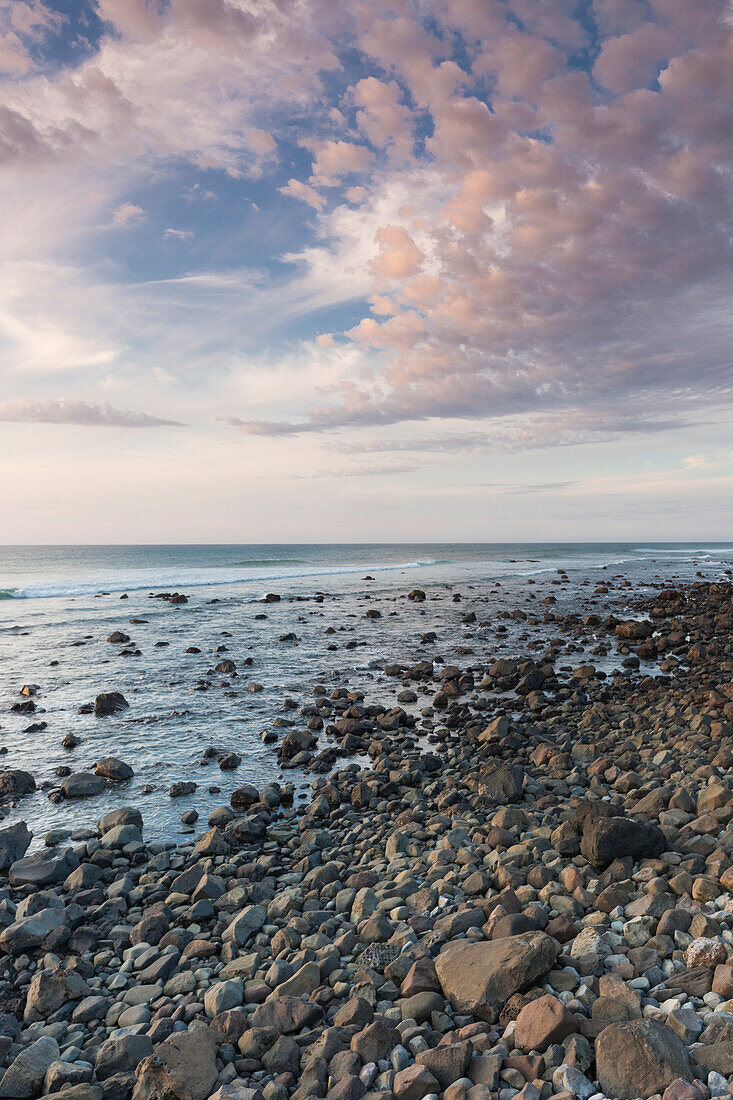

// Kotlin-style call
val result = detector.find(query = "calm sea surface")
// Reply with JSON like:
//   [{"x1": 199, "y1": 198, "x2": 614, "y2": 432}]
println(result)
[{"x1": 1, "y1": 543, "x2": 731, "y2": 846}]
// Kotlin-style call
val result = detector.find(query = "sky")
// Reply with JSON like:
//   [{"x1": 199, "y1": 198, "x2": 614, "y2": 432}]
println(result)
[{"x1": 0, "y1": 0, "x2": 731, "y2": 543}]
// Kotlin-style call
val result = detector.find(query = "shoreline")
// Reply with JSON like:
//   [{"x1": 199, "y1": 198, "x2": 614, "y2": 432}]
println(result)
[{"x1": 0, "y1": 578, "x2": 732, "y2": 1100}]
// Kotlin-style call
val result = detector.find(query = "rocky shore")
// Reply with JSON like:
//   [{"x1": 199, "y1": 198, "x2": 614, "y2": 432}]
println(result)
[{"x1": 1, "y1": 578, "x2": 733, "y2": 1100}]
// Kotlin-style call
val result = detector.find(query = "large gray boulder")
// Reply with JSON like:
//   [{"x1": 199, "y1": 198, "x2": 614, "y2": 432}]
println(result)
[
  {"x1": 131, "y1": 1028, "x2": 218, "y2": 1100},
  {"x1": 0, "y1": 908, "x2": 66, "y2": 953},
  {"x1": 0, "y1": 1035, "x2": 59, "y2": 1098},
  {"x1": 595, "y1": 1019, "x2": 693, "y2": 1099},
  {"x1": 0, "y1": 821, "x2": 31, "y2": 870},
  {"x1": 9, "y1": 847, "x2": 78, "y2": 886},
  {"x1": 435, "y1": 931, "x2": 560, "y2": 1022},
  {"x1": 98, "y1": 807, "x2": 143, "y2": 835},
  {"x1": 95, "y1": 1034, "x2": 153, "y2": 1080},
  {"x1": 61, "y1": 773, "x2": 106, "y2": 799},
  {"x1": 0, "y1": 771, "x2": 36, "y2": 800},
  {"x1": 24, "y1": 965, "x2": 90, "y2": 1023}
]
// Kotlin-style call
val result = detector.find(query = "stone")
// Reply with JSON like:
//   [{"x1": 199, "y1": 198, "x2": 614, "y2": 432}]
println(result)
[
  {"x1": 94, "y1": 692, "x2": 129, "y2": 716},
  {"x1": 0, "y1": 821, "x2": 31, "y2": 869},
  {"x1": 9, "y1": 846, "x2": 78, "y2": 886},
  {"x1": 712, "y1": 963, "x2": 733, "y2": 998},
  {"x1": 61, "y1": 772, "x2": 107, "y2": 798},
  {"x1": 686, "y1": 938, "x2": 726, "y2": 969},
  {"x1": 100, "y1": 824, "x2": 143, "y2": 849},
  {"x1": 24, "y1": 964, "x2": 90, "y2": 1022},
  {"x1": 580, "y1": 813, "x2": 666, "y2": 870},
  {"x1": 662, "y1": 1078, "x2": 707, "y2": 1100},
  {"x1": 98, "y1": 806, "x2": 143, "y2": 834},
  {"x1": 595, "y1": 1019, "x2": 693, "y2": 1100},
  {"x1": 95, "y1": 757, "x2": 134, "y2": 781},
  {"x1": 478, "y1": 764, "x2": 524, "y2": 802},
  {"x1": 0, "y1": 1036, "x2": 59, "y2": 1098},
  {"x1": 416, "y1": 1041, "x2": 473, "y2": 1088},
  {"x1": 131, "y1": 1028, "x2": 218, "y2": 1100},
  {"x1": 251, "y1": 996, "x2": 323, "y2": 1034},
  {"x1": 0, "y1": 907, "x2": 66, "y2": 952},
  {"x1": 514, "y1": 994, "x2": 577, "y2": 1052},
  {"x1": 204, "y1": 979, "x2": 244, "y2": 1017},
  {"x1": 551, "y1": 1065, "x2": 595, "y2": 1100},
  {"x1": 434, "y1": 932, "x2": 559, "y2": 1023},
  {"x1": 0, "y1": 770, "x2": 35, "y2": 800},
  {"x1": 393, "y1": 1064, "x2": 440, "y2": 1100},
  {"x1": 351, "y1": 1018, "x2": 402, "y2": 1063},
  {"x1": 223, "y1": 905, "x2": 267, "y2": 946},
  {"x1": 96, "y1": 1036, "x2": 154, "y2": 1080}
]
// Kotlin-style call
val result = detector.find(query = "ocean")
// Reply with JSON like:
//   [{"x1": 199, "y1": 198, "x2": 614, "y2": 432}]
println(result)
[{"x1": 1, "y1": 542, "x2": 731, "y2": 847}]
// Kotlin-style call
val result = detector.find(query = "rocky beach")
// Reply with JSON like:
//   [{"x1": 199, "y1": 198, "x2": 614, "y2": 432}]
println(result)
[{"x1": 2, "y1": 568, "x2": 733, "y2": 1100}]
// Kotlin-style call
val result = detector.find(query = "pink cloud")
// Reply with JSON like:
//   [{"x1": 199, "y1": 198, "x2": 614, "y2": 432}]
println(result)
[
  {"x1": 309, "y1": 140, "x2": 374, "y2": 186},
  {"x1": 352, "y1": 77, "x2": 414, "y2": 160},
  {"x1": 279, "y1": 178, "x2": 326, "y2": 210},
  {"x1": 0, "y1": 398, "x2": 183, "y2": 427},
  {"x1": 370, "y1": 226, "x2": 424, "y2": 281}
]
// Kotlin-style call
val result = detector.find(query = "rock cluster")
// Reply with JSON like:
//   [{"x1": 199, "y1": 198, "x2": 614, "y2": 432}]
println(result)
[{"x1": 1, "y1": 580, "x2": 733, "y2": 1100}]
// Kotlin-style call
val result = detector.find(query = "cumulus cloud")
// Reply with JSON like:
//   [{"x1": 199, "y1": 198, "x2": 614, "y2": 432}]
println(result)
[
  {"x1": 0, "y1": 398, "x2": 184, "y2": 427},
  {"x1": 112, "y1": 202, "x2": 145, "y2": 226},
  {"x1": 0, "y1": 0, "x2": 731, "y2": 462}
]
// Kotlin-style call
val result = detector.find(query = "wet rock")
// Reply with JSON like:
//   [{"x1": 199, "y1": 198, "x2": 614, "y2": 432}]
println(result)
[
  {"x1": 94, "y1": 692, "x2": 129, "y2": 716},
  {"x1": 95, "y1": 757, "x2": 134, "y2": 782},
  {"x1": 61, "y1": 772, "x2": 107, "y2": 798},
  {"x1": 0, "y1": 770, "x2": 36, "y2": 800}
]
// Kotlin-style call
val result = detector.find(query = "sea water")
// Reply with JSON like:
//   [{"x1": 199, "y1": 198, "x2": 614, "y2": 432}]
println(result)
[{"x1": 0, "y1": 543, "x2": 731, "y2": 845}]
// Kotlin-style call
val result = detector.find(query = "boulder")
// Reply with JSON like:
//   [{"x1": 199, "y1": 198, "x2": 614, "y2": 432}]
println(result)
[
  {"x1": 223, "y1": 904, "x2": 267, "y2": 946},
  {"x1": 478, "y1": 764, "x2": 524, "y2": 803},
  {"x1": 251, "y1": 996, "x2": 323, "y2": 1034},
  {"x1": 416, "y1": 1040, "x2": 473, "y2": 1088},
  {"x1": 95, "y1": 757, "x2": 134, "y2": 782},
  {"x1": 61, "y1": 773, "x2": 106, "y2": 799},
  {"x1": 98, "y1": 807, "x2": 143, "y2": 835},
  {"x1": 0, "y1": 1036, "x2": 59, "y2": 1098},
  {"x1": 435, "y1": 932, "x2": 560, "y2": 1022},
  {"x1": 24, "y1": 965, "x2": 90, "y2": 1023},
  {"x1": 0, "y1": 908, "x2": 66, "y2": 953},
  {"x1": 0, "y1": 770, "x2": 36, "y2": 800},
  {"x1": 394, "y1": 1064, "x2": 439, "y2": 1100},
  {"x1": 96, "y1": 1035, "x2": 154, "y2": 1080},
  {"x1": 94, "y1": 692, "x2": 129, "y2": 716},
  {"x1": 100, "y1": 824, "x2": 142, "y2": 849},
  {"x1": 0, "y1": 821, "x2": 31, "y2": 870},
  {"x1": 580, "y1": 814, "x2": 666, "y2": 870},
  {"x1": 595, "y1": 1019, "x2": 693, "y2": 1099},
  {"x1": 131, "y1": 1028, "x2": 218, "y2": 1100},
  {"x1": 514, "y1": 994, "x2": 577, "y2": 1052},
  {"x1": 9, "y1": 847, "x2": 78, "y2": 887}
]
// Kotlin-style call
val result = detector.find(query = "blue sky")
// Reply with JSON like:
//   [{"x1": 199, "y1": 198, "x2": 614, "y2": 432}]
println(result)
[{"x1": 0, "y1": 0, "x2": 731, "y2": 541}]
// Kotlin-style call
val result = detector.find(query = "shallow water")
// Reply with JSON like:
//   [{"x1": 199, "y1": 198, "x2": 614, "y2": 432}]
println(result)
[{"x1": 1, "y1": 542, "x2": 731, "y2": 847}]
